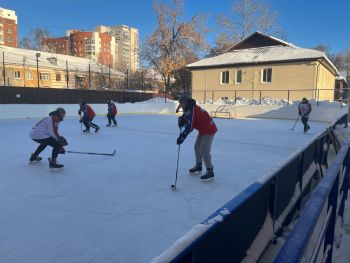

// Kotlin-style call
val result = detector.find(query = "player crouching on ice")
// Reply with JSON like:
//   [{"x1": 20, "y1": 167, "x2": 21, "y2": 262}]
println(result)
[
  {"x1": 29, "y1": 107, "x2": 68, "y2": 168},
  {"x1": 78, "y1": 100, "x2": 100, "y2": 133},
  {"x1": 177, "y1": 95, "x2": 217, "y2": 181},
  {"x1": 298, "y1": 98, "x2": 312, "y2": 133},
  {"x1": 106, "y1": 98, "x2": 117, "y2": 127}
]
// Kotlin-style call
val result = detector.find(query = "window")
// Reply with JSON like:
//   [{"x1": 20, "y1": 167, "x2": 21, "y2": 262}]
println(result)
[
  {"x1": 8, "y1": 37, "x2": 13, "y2": 42},
  {"x1": 235, "y1": 69, "x2": 242, "y2": 84},
  {"x1": 14, "y1": 70, "x2": 21, "y2": 79},
  {"x1": 262, "y1": 68, "x2": 272, "y2": 83},
  {"x1": 27, "y1": 72, "x2": 33, "y2": 80},
  {"x1": 56, "y1": 74, "x2": 61, "y2": 81},
  {"x1": 40, "y1": 73, "x2": 50, "y2": 80},
  {"x1": 7, "y1": 28, "x2": 12, "y2": 33},
  {"x1": 221, "y1": 71, "x2": 229, "y2": 84}
]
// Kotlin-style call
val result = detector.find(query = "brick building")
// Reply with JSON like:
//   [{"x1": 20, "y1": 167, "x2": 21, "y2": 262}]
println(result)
[
  {"x1": 42, "y1": 30, "x2": 115, "y2": 67},
  {"x1": 0, "y1": 7, "x2": 18, "y2": 48}
]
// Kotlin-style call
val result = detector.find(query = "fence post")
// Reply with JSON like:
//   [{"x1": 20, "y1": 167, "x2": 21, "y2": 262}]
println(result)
[
  {"x1": 235, "y1": 90, "x2": 237, "y2": 104},
  {"x1": 287, "y1": 90, "x2": 290, "y2": 106},
  {"x1": 259, "y1": 90, "x2": 262, "y2": 104},
  {"x1": 212, "y1": 90, "x2": 214, "y2": 104}
]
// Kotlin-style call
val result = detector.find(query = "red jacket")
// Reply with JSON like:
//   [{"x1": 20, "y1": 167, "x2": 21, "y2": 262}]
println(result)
[{"x1": 180, "y1": 105, "x2": 217, "y2": 138}]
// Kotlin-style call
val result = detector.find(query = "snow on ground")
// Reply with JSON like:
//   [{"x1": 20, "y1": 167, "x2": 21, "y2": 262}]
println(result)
[{"x1": 0, "y1": 114, "x2": 328, "y2": 263}]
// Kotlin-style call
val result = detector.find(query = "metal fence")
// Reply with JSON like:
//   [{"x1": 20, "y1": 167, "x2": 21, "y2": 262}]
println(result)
[
  {"x1": 0, "y1": 86, "x2": 163, "y2": 104},
  {"x1": 192, "y1": 88, "x2": 350, "y2": 107},
  {"x1": 163, "y1": 114, "x2": 348, "y2": 263}
]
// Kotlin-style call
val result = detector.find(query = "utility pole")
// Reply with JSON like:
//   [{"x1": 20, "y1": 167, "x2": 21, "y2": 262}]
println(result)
[
  {"x1": 3, "y1": 51, "x2": 6, "y2": 86},
  {"x1": 108, "y1": 65, "x2": 111, "y2": 89},
  {"x1": 88, "y1": 63, "x2": 91, "y2": 89},
  {"x1": 66, "y1": 60, "x2": 69, "y2": 89},
  {"x1": 35, "y1": 53, "x2": 41, "y2": 88}
]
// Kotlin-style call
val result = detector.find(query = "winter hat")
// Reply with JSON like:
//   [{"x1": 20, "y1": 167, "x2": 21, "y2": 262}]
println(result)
[
  {"x1": 178, "y1": 94, "x2": 190, "y2": 105},
  {"x1": 56, "y1": 108, "x2": 66, "y2": 115}
]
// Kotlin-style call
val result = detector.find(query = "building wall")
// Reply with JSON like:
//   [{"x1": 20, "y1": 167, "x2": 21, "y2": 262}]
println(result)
[
  {"x1": 314, "y1": 61, "x2": 336, "y2": 100},
  {"x1": 2, "y1": 63, "x2": 121, "y2": 89},
  {"x1": 42, "y1": 37, "x2": 69, "y2": 54},
  {"x1": 0, "y1": 7, "x2": 18, "y2": 48},
  {"x1": 191, "y1": 61, "x2": 336, "y2": 102}
]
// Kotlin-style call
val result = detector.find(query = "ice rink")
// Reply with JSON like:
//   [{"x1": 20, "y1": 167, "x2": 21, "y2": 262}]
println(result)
[{"x1": 0, "y1": 114, "x2": 328, "y2": 262}]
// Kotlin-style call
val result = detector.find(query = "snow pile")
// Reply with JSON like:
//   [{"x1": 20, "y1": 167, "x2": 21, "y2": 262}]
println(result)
[
  {"x1": 200, "y1": 97, "x2": 346, "y2": 108},
  {"x1": 202, "y1": 97, "x2": 291, "y2": 106}
]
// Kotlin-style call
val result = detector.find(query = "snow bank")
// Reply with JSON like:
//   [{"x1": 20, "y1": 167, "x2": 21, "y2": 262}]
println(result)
[
  {"x1": 200, "y1": 99, "x2": 348, "y2": 123},
  {"x1": 0, "y1": 98, "x2": 178, "y2": 119}
]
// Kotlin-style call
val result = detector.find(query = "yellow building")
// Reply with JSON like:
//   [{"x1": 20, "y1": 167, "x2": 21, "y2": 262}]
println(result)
[
  {"x1": 0, "y1": 45, "x2": 124, "y2": 89},
  {"x1": 187, "y1": 32, "x2": 339, "y2": 102}
]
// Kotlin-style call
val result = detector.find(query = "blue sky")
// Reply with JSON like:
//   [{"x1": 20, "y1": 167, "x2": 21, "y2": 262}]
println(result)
[{"x1": 2, "y1": 0, "x2": 350, "y2": 54}]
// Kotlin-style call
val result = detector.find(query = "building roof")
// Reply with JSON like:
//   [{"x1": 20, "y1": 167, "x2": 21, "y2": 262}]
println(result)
[
  {"x1": 227, "y1": 31, "x2": 297, "y2": 51},
  {"x1": 187, "y1": 45, "x2": 339, "y2": 75},
  {"x1": 0, "y1": 45, "x2": 124, "y2": 77}
]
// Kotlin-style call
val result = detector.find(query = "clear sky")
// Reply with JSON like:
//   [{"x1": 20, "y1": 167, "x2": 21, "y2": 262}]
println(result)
[{"x1": 2, "y1": 0, "x2": 350, "y2": 54}]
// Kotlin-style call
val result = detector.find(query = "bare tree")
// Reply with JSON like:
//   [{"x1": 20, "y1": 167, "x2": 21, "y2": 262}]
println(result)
[
  {"x1": 141, "y1": 0, "x2": 208, "y2": 101},
  {"x1": 210, "y1": 0, "x2": 283, "y2": 56},
  {"x1": 19, "y1": 28, "x2": 51, "y2": 51}
]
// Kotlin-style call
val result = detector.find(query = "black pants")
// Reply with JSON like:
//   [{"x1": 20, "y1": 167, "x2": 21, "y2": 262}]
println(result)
[
  {"x1": 107, "y1": 114, "x2": 117, "y2": 125},
  {"x1": 301, "y1": 116, "x2": 310, "y2": 132},
  {"x1": 33, "y1": 137, "x2": 60, "y2": 160},
  {"x1": 82, "y1": 117, "x2": 99, "y2": 131}
]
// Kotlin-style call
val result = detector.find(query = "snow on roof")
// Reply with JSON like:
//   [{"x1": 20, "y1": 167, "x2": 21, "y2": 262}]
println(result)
[
  {"x1": 187, "y1": 45, "x2": 339, "y2": 74},
  {"x1": 0, "y1": 45, "x2": 124, "y2": 77}
]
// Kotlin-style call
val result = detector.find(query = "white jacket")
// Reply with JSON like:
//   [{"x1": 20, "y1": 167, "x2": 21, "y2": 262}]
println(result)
[{"x1": 29, "y1": 115, "x2": 61, "y2": 141}]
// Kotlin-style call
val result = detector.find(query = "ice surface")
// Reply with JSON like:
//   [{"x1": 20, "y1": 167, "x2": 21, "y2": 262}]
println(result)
[{"x1": 0, "y1": 115, "x2": 328, "y2": 262}]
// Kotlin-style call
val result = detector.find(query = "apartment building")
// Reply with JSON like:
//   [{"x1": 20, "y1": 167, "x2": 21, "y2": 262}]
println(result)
[
  {"x1": 95, "y1": 25, "x2": 139, "y2": 72},
  {"x1": 0, "y1": 7, "x2": 18, "y2": 48},
  {"x1": 42, "y1": 29, "x2": 115, "y2": 67}
]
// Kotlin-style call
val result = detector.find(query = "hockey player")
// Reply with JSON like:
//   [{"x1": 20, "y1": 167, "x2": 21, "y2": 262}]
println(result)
[
  {"x1": 177, "y1": 96, "x2": 217, "y2": 181},
  {"x1": 29, "y1": 107, "x2": 68, "y2": 168},
  {"x1": 298, "y1": 98, "x2": 312, "y2": 133},
  {"x1": 78, "y1": 101, "x2": 100, "y2": 133},
  {"x1": 106, "y1": 98, "x2": 117, "y2": 127}
]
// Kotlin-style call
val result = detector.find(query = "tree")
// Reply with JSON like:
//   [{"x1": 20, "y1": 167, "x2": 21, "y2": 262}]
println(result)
[
  {"x1": 210, "y1": 0, "x2": 283, "y2": 56},
  {"x1": 19, "y1": 28, "x2": 51, "y2": 51},
  {"x1": 141, "y1": 0, "x2": 208, "y2": 101}
]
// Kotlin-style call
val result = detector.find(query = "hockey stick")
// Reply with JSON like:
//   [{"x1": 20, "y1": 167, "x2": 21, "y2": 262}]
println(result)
[
  {"x1": 289, "y1": 115, "x2": 300, "y2": 131},
  {"x1": 171, "y1": 144, "x2": 181, "y2": 191},
  {"x1": 171, "y1": 129, "x2": 182, "y2": 191},
  {"x1": 67, "y1": 149, "x2": 116, "y2": 156}
]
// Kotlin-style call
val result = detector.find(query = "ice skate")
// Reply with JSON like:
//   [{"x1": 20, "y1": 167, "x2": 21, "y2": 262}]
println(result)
[
  {"x1": 95, "y1": 127, "x2": 100, "y2": 133},
  {"x1": 189, "y1": 163, "x2": 202, "y2": 175},
  {"x1": 48, "y1": 158, "x2": 64, "y2": 169},
  {"x1": 83, "y1": 129, "x2": 90, "y2": 133},
  {"x1": 29, "y1": 153, "x2": 42, "y2": 163},
  {"x1": 200, "y1": 168, "x2": 214, "y2": 181}
]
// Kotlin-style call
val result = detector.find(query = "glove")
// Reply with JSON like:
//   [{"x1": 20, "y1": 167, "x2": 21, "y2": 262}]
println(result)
[
  {"x1": 178, "y1": 116, "x2": 185, "y2": 128},
  {"x1": 78, "y1": 109, "x2": 81, "y2": 115},
  {"x1": 58, "y1": 147, "x2": 66, "y2": 154},
  {"x1": 59, "y1": 136, "x2": 68, "y2": 146},
  {"x1": 176, "y1": 135, "x2": 185, "y2": 145}
]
